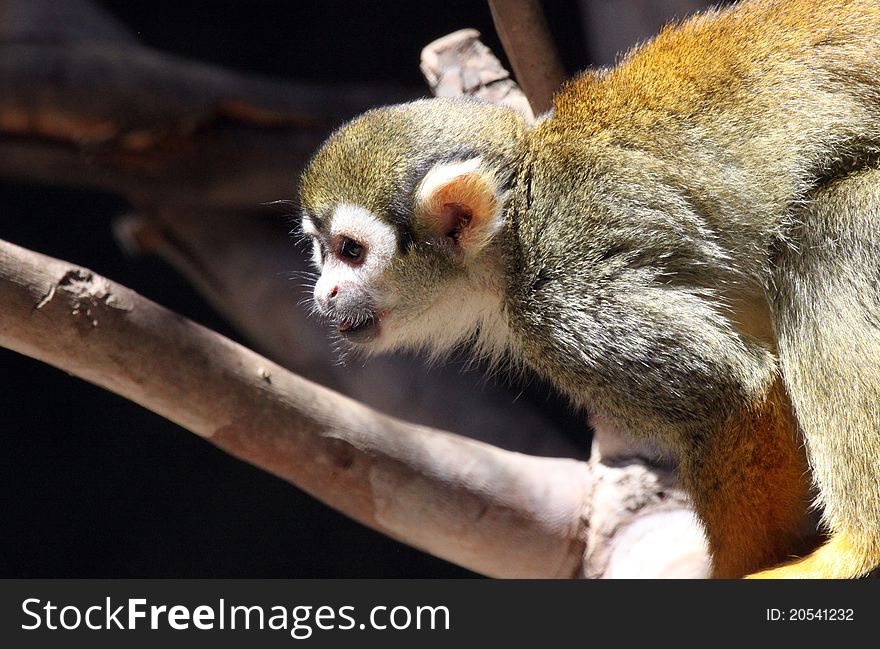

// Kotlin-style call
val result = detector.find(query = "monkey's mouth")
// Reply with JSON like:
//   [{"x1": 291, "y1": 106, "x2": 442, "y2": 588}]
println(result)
[{"x1": 336, "y1": 311, "x2": 379, "y2": 341}]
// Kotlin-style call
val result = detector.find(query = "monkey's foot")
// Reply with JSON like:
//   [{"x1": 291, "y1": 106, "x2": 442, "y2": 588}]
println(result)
[{"x1": 746, "y1": 534, "x2": 876, "y2": 579}]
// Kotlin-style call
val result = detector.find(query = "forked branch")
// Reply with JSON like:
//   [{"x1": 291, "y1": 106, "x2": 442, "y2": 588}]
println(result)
[
  {"x1": 0, "y1": 238, "x2": 591, "y2": 578},
  {"x1": 0, "y1": 0, "x2": 711, "y2": 578}
]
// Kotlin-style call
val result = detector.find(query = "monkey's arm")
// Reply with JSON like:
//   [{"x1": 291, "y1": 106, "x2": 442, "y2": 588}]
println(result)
[{"x1": 750, "y1": 165, "x2": 880, "y2": 579}]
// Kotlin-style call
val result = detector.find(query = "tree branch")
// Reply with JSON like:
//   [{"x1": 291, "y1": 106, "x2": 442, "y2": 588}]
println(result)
[
  {"x1": 486, "y1": 0, "x2": 567, "y2": 114},
  {"x1": 0, "y1": 233, "x2": 710, "y2": 577},
  {"x1": 421, "y1": 29, "x2": 535, "y2": 122},
  {"x1": 0, "y1": 38, "x2": 416, "y2": 207},
  {"x1": 0, "y1": 0, "x2": 712, "y2": 577},
  {"x1": 0, "y1": 237, "x2": 594, "y2": 578}
]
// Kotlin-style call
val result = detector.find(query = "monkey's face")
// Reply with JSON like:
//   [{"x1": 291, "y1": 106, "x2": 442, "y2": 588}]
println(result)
[
  {"x1": 300, "y1": 155, "x2": 509, "y2": 357},
  {"x1": 298, "y1": 99, "x2": 526, "y2": 358},
  {"x1": 301, "y1": 202, "x2": 397, "y2": 348}
]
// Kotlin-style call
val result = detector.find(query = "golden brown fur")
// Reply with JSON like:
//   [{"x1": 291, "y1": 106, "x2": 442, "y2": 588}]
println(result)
[
  {"x1": 300, "y1": 0, "x2": 880, "y2": 577},
  {"x1": 528, "y1": 0, "x2": 880, "y2": 577}
]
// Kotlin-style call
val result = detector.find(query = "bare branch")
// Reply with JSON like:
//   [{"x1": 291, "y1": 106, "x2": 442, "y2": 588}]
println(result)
[
  {"x1": 585, "y1": 429, "x2": 709, "y2": 578},
  {"x1": 0, "y1": 237, "x2": 593, "y2": 578},
  {"x1": 0, "y1": 40, "x2": 416, "y2": 207},
  {"x1": 0, "y1": 0, "x2": 711, "y2": 577},
  {"x1": 486, "y1": 0, "x2": 567, "y2": 114},
  {"x1": 421, "y1": 29, "x2": 535, "y2": 122},
  {"x1": 2, "y1": 228, "x2": 711, "y2": 578}
]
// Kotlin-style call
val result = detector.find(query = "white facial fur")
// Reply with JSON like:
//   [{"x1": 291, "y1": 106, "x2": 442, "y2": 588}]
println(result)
[
  {"x1": 304, "y1": 200, "x2": 512, "y2": 363},
  {"x1": 306, "y1": 203, "x2": 397, "y2": 308},
  {"x1": 370, "y1": 260, "x2": 513, "y2": 364},
  {"x1": 328, "y1": 203, "x2": 397, "y2": 272},
  {"x1": 301, "y1": 217, "x2": 322, "y2": 267}
]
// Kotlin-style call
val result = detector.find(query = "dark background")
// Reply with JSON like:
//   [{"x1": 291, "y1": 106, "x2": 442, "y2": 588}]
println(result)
[
  {"x1": 0, "y1": 0, "x2": 590, "y2": 578},
  {"x1": 2, "y1": 0, "x2": 730, "y2": 578}
]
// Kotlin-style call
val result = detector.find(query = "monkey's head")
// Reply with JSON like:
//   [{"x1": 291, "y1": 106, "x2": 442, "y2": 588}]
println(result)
[{"x1": 299, "y1": 98, "x2": 527, "y2": 357}]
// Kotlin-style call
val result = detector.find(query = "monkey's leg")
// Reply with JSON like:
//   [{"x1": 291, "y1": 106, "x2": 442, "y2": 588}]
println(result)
[
  {"x1": 682, "y1": 380, "x2": 810, "y2": 578},
  {"x1": 749, "y1": 168, "x2": 880, "y2": 579}
]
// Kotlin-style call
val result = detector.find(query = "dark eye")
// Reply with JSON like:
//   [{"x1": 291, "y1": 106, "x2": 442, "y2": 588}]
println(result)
[{"x1": 339, "y1": 236, "x2": 365, "y2": 263}]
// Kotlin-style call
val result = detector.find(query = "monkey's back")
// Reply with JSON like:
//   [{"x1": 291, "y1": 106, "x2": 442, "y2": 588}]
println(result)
[
  {"x1": 510, "y1": 0, "x2": 880, "y2": 425},
  {"x1": 512, "y1": 0, "x2": 880, "y2": 578},
  {"x1": 527, "y1": 0, "x2": 880, "y2": 284},
  {"x1": 554, "y1": 0, "x2": 880, "y2": 137}
]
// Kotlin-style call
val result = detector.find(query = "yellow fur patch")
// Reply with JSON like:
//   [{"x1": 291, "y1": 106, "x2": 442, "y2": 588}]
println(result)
[{"x1": 748, "y1": 533, "x2": 876, "y2": 579}]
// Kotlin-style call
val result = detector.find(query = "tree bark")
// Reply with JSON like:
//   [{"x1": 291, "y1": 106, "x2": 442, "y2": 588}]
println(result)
[
  {"x1": 487, "y1": 0, "x2": 567, "y2": 114},
  {"x1": 0, "y1": 238, "x2": 593, "y2": 578},
  {"x1": 0, "y1": 0, "x2": 713, "y2": 578}
]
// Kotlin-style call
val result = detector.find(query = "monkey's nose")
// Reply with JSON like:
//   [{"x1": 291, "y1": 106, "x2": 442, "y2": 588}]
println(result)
[{"x1": 315, "y1": 285, "x2": 338, "y2": 312}]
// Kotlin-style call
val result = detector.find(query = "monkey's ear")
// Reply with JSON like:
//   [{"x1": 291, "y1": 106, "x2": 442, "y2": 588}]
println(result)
[{"x1": 415, "y1": 158, "x2": 503, "y2": 256}]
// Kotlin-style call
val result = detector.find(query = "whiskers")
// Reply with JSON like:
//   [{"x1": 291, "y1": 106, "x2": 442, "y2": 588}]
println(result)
[
  {"x1": 289, "y1": 268, "x2": 318, "y2": 284},
  {"x1": 328, "y1": 337, "x2": 372, "y2": 366}
]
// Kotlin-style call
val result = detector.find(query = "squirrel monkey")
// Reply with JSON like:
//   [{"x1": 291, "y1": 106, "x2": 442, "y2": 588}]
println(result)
[{"x1": 299, "y1": 0, "x2": 880, "y2": 578}]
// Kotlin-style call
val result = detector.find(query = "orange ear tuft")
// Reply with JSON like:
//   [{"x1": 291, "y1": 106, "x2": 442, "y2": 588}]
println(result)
[{"x1": 415, "y1": 158, "x2": 502, "y2": 256}]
